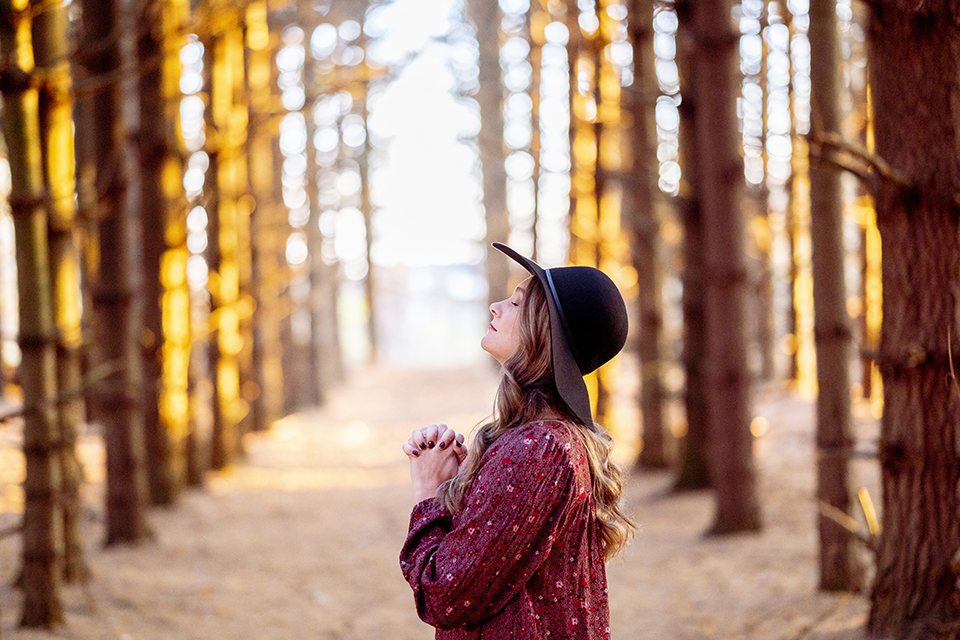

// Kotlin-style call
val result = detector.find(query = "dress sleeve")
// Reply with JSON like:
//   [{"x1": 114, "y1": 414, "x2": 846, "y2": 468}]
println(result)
[{"x1": 399, "y1": 426, "x2": 582, "y2": 630}]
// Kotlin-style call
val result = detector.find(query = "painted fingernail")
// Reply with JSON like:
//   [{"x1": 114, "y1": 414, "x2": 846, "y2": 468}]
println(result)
[
  {"x1": 419, "y1": 443, "x2": 427, "y2": 450},
  {"x1": 411, "y1": 450, "x2": 420, "y2": 457},
  {"x1": 427, "y1": 441, "x2": 435, "y2": 448},
  {"x1": 456, "y1": 441, "x2": 462, "y2": 448},
  {"x1": 438, "y1": 442, "x2": 446, "y2": 450}
]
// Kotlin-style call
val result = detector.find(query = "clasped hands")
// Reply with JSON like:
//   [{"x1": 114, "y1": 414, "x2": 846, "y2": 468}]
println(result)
[{"x1": 402, "y1": 424, "x2": 469, "y2": 504}]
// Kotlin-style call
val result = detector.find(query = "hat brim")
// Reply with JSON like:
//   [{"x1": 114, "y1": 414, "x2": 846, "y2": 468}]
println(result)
[{"x1": 492, "y1": 243, "x2": 594, "y2": 427}]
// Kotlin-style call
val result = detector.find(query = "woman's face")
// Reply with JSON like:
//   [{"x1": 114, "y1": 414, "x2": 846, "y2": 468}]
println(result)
[{"x1": 481, "y1": 278, "x2": 530, "y2": 365}]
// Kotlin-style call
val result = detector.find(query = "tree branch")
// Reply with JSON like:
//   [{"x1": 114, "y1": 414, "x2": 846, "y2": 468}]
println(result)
[{"x1": 808, "y1": 131, "x2": 913, "y2": 191}]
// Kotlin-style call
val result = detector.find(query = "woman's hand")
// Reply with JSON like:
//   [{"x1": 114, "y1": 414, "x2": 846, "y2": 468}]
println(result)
[{"x1": 402, "y1": 424, "x2": 468, "y2": 503}]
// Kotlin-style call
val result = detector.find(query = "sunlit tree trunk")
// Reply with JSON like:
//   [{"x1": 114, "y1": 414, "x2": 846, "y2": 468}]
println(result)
[
  {"x1": 205, "y1": 25, "x2": 247, "y2": 468},
  {"x1": 691, "y1": 0, "x2": 761, "y2": 534},
  {"x1": 136, "y1": 0, "x2": 188, "y2": 505},
  {"x1": 359, "y1": 80, "x2": 378, "y2": 363},
  {"x1": 75, "y1": 0, "x2": 151, "y2": 545},
  {"x1": 673, "y1": 0, "x2": 711, "y2": 491},
  {"x1": 302, "y1": 6, "x2": 325, "y2": 408},
  {"x1": 528, "y1": 4, "x2": 542, "y2": 260},
  {"x1": 0, "y1": 0, "x2": 64, "y2": 623},
  {"x1": 808, "y1": 0, "x2": 860, "y2": 591},
  {"x1": 32, "y1": 0, "x2": 88, "y2": 583},
  {"x1": 244, "y1": 0, "x2": 273, "y2": 431},
  {"x1": 469, "y1": 0, "x2": 509, "y2": 305},
  {"x1": 866, "y1": 3, "x2": 960, "y2": 636},
  {"x1": 625, "y1": 0, "x2": 668, "y2": 469}
]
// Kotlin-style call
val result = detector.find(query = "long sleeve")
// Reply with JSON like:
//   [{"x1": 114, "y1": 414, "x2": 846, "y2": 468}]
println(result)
[{"x1": 400, "y1": 422, "x2": 588, "y2": 631}]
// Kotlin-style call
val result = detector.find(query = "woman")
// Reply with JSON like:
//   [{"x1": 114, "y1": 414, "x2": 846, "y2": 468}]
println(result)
[{"x1": 400, "y1": 243, "x2": 634, "y2": 639}]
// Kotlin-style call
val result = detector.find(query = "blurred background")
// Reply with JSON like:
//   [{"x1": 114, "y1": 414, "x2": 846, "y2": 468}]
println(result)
[{"x1": 1, "y1": 0, "x2": 955, "y2": 636}]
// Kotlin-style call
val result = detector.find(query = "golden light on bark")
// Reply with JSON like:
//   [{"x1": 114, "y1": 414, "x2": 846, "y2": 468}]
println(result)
[{"x1": 790, "y1": 136, "x2": 816, "y2": 399}]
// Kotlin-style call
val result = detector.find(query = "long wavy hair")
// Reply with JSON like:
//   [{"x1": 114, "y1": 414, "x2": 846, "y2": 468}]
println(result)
[{"x1": 436, "y1": 275, "x2": 634, "y2": 559}]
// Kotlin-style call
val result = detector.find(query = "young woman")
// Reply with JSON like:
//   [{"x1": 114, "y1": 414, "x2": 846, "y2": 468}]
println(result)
[{"x1": 400, "y1": 243, "x2": 634, "y2": 639}]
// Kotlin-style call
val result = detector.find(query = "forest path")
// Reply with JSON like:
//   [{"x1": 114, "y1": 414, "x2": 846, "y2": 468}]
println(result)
[{"x1": 1, "y1": 363, "x2": 876, "y2": 639}]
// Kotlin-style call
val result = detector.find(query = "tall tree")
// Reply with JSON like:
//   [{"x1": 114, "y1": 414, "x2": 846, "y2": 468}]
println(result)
[
  {"x1": 469, "y1": 0, "x2": 509, "y2": 305},
  {"x1": 808, "y1": 0, "x2": 859, "y2": 591},
  {"x1": 0, "y1": 0, "x2": 65, "y2": 623},
  {"x1": 866, "y1": 2, "x2": 960, "y2": 636},
  {"x1": 625, "y1": 0, "x2": 669, "y2": 469},
  {"x1": 136, "y1": 0, "x2": 189, "y2": 505},
  {"x1": 32, "y1": 0, "x2": 88, "y2": 582},
  {"x1": 302, "y1": 10, "x2": 326, "y2": 408},
  {"x1": 74, "y1": 0, "x2": 151, "y2": 544},
  {"x1": 245, "y1": 0, "x2": 274, "y2": 431},
  {"x1": 690, "y1": 0, "x2": 761, "y2": 533},
  {"x1": 673, "y1": 0, "x2": 711, "y2": 491}
]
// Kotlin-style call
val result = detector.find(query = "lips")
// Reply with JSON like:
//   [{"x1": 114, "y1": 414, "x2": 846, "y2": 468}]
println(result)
[{"x1": 489, "y1": 323, "x2": 497, "y2": 332}]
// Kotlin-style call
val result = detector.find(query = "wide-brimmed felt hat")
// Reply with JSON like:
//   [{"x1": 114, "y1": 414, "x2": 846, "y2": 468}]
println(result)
[{"x1": 492, "y1": 242, "x2": 628, "y2": 428}]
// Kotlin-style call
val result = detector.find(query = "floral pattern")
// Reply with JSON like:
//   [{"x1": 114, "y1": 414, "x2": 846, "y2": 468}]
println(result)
[{"x1": 400, "y1": 420, "x2": 610, "y2": 639}]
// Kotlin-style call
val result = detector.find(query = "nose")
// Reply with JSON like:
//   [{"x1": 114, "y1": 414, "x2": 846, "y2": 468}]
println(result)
[{"x1": 490, "y1": 301, "x2": 502, "y2": 317}]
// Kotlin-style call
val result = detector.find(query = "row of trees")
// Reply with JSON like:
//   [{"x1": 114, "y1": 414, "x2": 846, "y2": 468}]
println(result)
[
  {"x1": 0, "y1": 0, "x2": 957, "y2": 637},
  {"x1": 0, "y1": 0, "x2": 370, "y2": 628},
  {"x1": 474, "y1": 0, "x2": 959, "y2": 637}
]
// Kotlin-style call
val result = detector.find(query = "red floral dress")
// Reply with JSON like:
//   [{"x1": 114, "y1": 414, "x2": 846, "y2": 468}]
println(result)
[{"x1": 400, "y1": 420, "x2": 610, "y2": 639}]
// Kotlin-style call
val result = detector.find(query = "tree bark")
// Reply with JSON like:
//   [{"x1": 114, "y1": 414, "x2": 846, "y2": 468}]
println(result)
[
  {"x1": 808, "y1": 0, "x2": 860, "y2": 591},
  {"x1": 625, "y1": 0, "x2": 669, "y2": 469},
  {"x1": 136, "y1": 0, "x2": 188, "y2": 505},
  {"x1": 673, "y1": 0, "x2": 711, "y2": 491},
  {"x1": 0, "y1": 0, "x2": 65, "y2": 623},
  {"x1": 32, "y1": 0, "x2": 89, "y2": 583},
  {"x1": 75, "y1": 0, "x2": 151, "y2": 545},
  {"x1": 866, "y1": 3, "x2": 960, "y2": 637},
  {"x1": 469, "y1": 0, "x2": 509, "y2": 305},
  {"x1": 691, "y1": 0, "x2": 762, "y2": 534}
]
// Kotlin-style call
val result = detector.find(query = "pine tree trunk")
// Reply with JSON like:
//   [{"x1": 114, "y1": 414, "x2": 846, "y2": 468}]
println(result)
[
  {"x1": 625, "y1": 0, "x2": 668, "y2": 469},
  {"x1": 866, "y1": 4, "x2": 960, "y2": 636},
  {"x1": 808, "y1": 0, "x2": 859, "y2": 591},
  {"x1": 0, "y1": 0, "x2": 65, "y2": 623},
  {"x1": 136, "y1": 0, "x2": 188, "y2": 505},
  {"x1": 32, "y1": 0, "x2": 89, "y2": 583},
  {"x1": 673, "y1": 0, "x2": 711, "y2": 491},
  {"x1": 692, "y1": 0, "x2": 762, "y2": 533},
  {"x1": 75, "y1": 0, "x2": 151, "y2": 545},
  {"x1": 469, "y1": 0, "x2": 509, "y2": 305},
  {"x1": 302, "y1": 11, "x2": 325, "y2": 407},
  {"x1": 245, "y1": 3, "x2": 273, "y2": 430}
]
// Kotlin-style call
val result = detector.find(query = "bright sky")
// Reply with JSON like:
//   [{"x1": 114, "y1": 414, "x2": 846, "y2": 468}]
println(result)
[{"x1": 366, "y1": 0, "x2": 486, "y2": 269}]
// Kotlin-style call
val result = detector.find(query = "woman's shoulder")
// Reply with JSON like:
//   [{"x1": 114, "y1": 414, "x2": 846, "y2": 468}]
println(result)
[{"x1": 492, "y1": 419, "x2": 585, "y2": 458}]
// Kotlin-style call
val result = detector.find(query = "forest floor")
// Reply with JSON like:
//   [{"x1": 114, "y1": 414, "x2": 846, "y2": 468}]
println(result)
[{"x1": 0, "y1": 361, "x2": 882, "y2": 640}]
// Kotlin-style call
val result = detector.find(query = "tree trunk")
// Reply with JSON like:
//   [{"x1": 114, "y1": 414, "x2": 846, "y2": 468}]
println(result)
[
  {"x1": 0, "y1": 0, "x2": 65, "y2": 623},
  {"x1": 673, "y1": 0, "x2": 711, "y2": 491},
  {"x1": 625, "y1": 0, "x2": 668, "y2": 469},
  {"x1": 469, "y1": 0, "x2": 509, "y2": 305},
  {"x1": 136, "y1": 0, "x2": 188, "y2": 505},
  {"x1": 75, "y1": 0, "x2": 151, "y2": 545},
  {"x1": 866, "y1": 4, "x2": 960, "y2": 637},
  {"x1": 32, "y1": 0, "x2": 89, "y2": 583},
  {"x1": 206, "y1": 26, "x2": 247, "y2": 468},
  {"x1": 245, "y1": 0, "x2": 273, "y2": 430},
  {"x1": 808, "y1": 0, "x2": 860, "y2": 591},
  {"x1": 302, "y1": 13, "x2": 325, "y2": 408},
  {"x1": 692, "y1": 0, "x2": 762, "y2": 534}
]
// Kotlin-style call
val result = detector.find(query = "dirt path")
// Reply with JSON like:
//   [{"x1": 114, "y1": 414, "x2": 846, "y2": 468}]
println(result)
[{"x1": 0, "y1": 363, "x2": 876, "y2": 639}]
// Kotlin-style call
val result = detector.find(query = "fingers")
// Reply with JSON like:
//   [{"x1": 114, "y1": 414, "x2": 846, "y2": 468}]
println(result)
[
  {"x1": 402, "y1": 442, "x2": 421, "y2": 458},
  {"x1": 453, "y1": 433, "x2": 468, "y2": 464},
  {"x1": 412, "y1": 424, "x2": 443, "y2": 450},
  {"x1": 436, "y1": 426, "x2": 457, "y2": 451}
]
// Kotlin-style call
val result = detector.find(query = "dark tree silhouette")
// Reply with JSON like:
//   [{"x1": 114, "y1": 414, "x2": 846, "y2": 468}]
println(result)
[{"x1": 866, "y1": 1, "x2": 960, "y2": 636}]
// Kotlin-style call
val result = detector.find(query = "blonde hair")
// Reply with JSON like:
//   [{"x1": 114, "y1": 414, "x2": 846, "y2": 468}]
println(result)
[{"x1": 436, "y1": 277, "x2": 634, "y2": 559}]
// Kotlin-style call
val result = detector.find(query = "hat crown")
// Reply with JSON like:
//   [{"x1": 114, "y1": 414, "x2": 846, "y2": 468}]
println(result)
[{"x1": 546, "y1": 266, "x2": 628, "y2": 375}]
